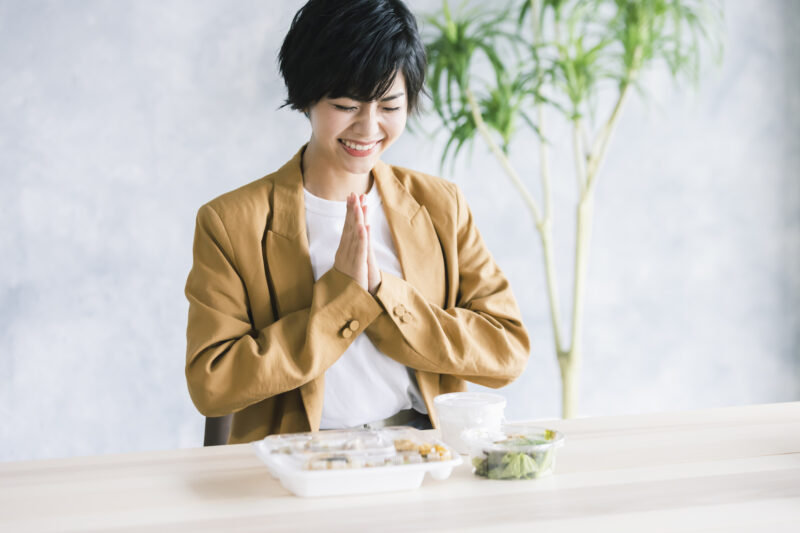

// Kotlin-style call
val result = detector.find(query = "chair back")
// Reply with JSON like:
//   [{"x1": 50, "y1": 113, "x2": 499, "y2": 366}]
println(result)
[{"x1": 203, "y1": 414, "x2": 232, "y2": 446}]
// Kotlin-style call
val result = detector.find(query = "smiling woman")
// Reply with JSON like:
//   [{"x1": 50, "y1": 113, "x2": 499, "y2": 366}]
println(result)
[{"x1": 183, "y1": 0, "x2": 531, "y2": 445}]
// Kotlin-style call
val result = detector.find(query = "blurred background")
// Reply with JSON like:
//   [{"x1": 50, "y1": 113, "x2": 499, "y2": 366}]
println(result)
[{"x1": 1, "y1": 0, "x2": 798, "y2": 462}]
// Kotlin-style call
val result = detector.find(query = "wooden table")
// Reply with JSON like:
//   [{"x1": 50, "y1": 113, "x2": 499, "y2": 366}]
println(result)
[{"x1": 2, "y1": 402, "x2": 799, "y2": 532}]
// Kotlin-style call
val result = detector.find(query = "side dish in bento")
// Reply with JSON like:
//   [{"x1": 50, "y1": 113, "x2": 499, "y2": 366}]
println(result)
[
  {"x1": 306, "y1": 438, "x2": 453, "y2": 470},
  {"x1": 264, "y1": 429, "x2": 455, "y2": 471}
]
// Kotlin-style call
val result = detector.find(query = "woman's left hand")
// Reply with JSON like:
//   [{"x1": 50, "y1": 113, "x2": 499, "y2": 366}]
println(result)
[{"x1": 361, "y1": 194, "x2": 382, "y2": 295}]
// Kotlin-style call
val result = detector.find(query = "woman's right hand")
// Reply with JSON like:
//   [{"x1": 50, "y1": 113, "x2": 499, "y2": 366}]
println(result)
[{"x1": 333, "y1": 192, "x2": 369, "y2": 291}]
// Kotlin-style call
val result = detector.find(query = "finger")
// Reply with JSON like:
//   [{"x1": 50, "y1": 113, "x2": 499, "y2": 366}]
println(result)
[
  {"x1": 343, "y1": 193, "x2": 355, "y2": 231},
  {"x1": 344, "y1": 196, "x2": 360, "y2": 242},
  {"x1": 356, "y1": 223, "x2": 368, "y2": 258},
  {"x1": 339, "y1": 194, "x2": 354, "y2": 244},
  {"x1": 353, "y1": 194, "x2": 365, "y2": 226},
  {"x1": 346, "y1": 193, "x2": 359, "y2": 232},
  {"x1": 361, "y1": 194, "x2": 370, "y2": 224}
]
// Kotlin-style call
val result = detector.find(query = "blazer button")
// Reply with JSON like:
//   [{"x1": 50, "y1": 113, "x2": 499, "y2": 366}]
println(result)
[
  {"x1": 393, "y1": 305, "x2": 406, "y2": 317},
  {"x1": 347, "y1": 319, "x2": 360, "y2": 331},
  {"x1": 340, "y1": 328, "x2": 353, "y2": 339},
  {"x1": 399, "y1": 313, "x2": 412, "y2": 324}
]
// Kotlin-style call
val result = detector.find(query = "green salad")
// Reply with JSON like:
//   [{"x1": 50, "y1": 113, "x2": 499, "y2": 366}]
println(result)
[{"x1": 471, "y1": 430, "x2": 558, "y2": 480}]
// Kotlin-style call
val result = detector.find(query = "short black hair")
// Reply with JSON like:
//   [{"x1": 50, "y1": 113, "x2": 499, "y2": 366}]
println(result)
[{"x1": 278, "y1": 0, "x2": 428, "y2": 116}]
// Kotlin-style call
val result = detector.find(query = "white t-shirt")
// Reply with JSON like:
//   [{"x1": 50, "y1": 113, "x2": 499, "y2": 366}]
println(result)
[{"x1": 303, "y1": 180, "x2": 427, "y2": 429}]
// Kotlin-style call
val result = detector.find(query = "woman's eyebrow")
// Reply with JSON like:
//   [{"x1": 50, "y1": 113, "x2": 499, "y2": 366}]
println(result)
[
  {"x1": 380, "y1": 92, "x2": 405, "y2": 102},
  {"x1": 328, "y1": 92, "x2": 405, "y2": 102}
]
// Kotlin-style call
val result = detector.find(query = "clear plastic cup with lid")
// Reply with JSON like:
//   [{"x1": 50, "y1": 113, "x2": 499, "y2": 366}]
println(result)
[{"x1": 433, "y1": 392, "x2": 506, "y2": 454}]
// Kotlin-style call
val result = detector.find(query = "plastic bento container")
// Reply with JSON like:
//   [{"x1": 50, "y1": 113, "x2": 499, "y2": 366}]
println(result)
[
  {"x1": 252, "y1": 426, "x2": 462, "y2": 497},
  {"x1": 461, "y1": 423, "x2": 565, "y2": 480}
]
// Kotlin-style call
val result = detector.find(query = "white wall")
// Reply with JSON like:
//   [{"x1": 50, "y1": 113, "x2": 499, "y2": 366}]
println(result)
[{"x1": 1, "y1": 0, "x2": 797, "y2": 462}]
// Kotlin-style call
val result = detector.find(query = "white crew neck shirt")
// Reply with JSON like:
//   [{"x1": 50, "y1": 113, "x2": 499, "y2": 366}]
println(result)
[{"x1": 303, "y1": 179, "x2": 427, "y2": 429}]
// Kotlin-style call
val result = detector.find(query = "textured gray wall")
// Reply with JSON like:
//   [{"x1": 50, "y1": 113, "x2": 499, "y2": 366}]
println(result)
[{"x1": 1, "y1": 0, "x2": 798, "y2": 462}]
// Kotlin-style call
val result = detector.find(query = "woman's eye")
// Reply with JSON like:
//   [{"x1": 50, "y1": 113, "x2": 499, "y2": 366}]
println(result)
[{"x1": 333, "y1": 104, "x2": 401, "y2": 112}]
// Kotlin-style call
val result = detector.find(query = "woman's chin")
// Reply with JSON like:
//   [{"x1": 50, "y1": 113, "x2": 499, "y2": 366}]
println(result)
[{"x1": 339, "y1": 154, "x2": 379, "y2": 172}]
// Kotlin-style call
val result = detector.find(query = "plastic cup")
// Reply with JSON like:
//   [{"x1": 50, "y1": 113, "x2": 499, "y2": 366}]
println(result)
[{"x1": 433, "y1": 392, "x2": 506, "y2": 454}]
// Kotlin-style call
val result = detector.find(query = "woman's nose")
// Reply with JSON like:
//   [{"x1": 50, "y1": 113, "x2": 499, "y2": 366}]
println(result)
[{"x1": 354, "y1": 104, "x2": 381, "y2": 136}]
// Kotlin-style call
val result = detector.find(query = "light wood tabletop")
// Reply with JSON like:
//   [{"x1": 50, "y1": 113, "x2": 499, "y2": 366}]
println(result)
[{"x1": 1, "y1": 402, "x2": 798, "y2": 532}]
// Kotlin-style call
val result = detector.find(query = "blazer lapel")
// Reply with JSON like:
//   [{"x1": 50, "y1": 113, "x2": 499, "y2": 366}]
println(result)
[
  {"x1": 265, "y1": 148, "x2": 314, "y2": 316},
  {"x1": 264, "y1": 147, "x2": 323, "y2": 431},
  {"x1": 372, "y1": 160, "x2": 447, "y2": 423},
  {"x1": 372, "y1": 160, "x2": 446, "y2": 308}
]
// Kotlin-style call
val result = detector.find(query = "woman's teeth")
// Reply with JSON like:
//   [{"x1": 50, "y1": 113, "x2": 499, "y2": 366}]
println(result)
[{"x1": 340, "y1": 139, "x2": 379, "y2": 151}]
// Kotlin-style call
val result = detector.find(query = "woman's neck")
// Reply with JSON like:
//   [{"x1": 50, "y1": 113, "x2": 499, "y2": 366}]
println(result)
[{"x1": 301, "y1": 141, "x2": 373, "y2": 201}]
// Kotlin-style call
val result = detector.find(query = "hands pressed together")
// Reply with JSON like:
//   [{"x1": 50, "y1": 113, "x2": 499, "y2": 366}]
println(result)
[{"x1": 333, "y1": 193, "x2": 381, "y2": 295}]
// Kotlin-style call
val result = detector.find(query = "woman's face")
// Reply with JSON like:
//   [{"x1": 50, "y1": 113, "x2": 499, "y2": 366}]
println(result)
[{"x1": 306, "y1": 70, "x2": 408, "y2": 176}]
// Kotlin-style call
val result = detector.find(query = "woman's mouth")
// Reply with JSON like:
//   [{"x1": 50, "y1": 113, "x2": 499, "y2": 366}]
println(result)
[{"x1": 339, "y1": 138, "x2": 382, "y2": 157}]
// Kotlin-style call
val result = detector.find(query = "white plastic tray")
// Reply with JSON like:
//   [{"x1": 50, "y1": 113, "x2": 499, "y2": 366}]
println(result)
[{"x1": 252, "y1": 427, "x2": 463, "y2": 497}]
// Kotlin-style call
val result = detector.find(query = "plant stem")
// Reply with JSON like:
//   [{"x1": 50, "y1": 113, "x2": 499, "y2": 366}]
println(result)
[
  {"x1": 561, "y1": 70, "x2": 635, "y2": 418},
  {"x1": 530, "y1": 0, "x2": 541, "y2": 39},
  {"x1": 572, "y1": 118, "x2": 588, "y2": 194},
  {"x1": 562, "y1": 191, "x2": 594, "y2": 419},
  {"x1": 538, "y1": 218, "x2": 567, "y2": 357},
  {"x1": 559, "y1": 348, "x2": 580, "y2": 419},
  {"x1": 465, "y1": 85, "x2": 567, "y2": 362},
  {"x1": 531, "y1": 0, "x2": 566, "y2": 355},
  {"x1": 557, "y1": 115, "x2": 598, "y2": 419},
  {"x1": 464, "y1": 88, "x2": 543, "y2": 223},
  {"x1": 587, "y1": 72, "x2": 636, "y2": 194},
  {"x1": 537, "y1": 105, "x2": 566, "y2": 355},
  {"x1": 537, "y1": 109, "x2": 552, "y2": 224}
]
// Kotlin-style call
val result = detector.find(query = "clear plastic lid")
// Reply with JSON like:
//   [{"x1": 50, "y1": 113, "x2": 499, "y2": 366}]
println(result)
[
  {"x1": 433, "y1": 392, "x2": 507, "y2": 409},
  {"x1": 461, "y1": 424, "x2": 565, "y2": 453},
  {"x1": 261, "y1": 428, "x2": 394, "y2": 455},
  {"x1": 257, "y1": 426, "x2": 456, "y2": 472}
]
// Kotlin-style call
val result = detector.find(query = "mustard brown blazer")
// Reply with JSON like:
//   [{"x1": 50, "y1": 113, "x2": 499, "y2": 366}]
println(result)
[{"x1": 185, "y1": 145, "x2": 530, "y2": 444}]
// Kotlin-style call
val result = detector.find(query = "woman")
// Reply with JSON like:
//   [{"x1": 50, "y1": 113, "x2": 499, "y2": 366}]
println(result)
[{"x1": 185, "y1": 0, "x2": 530, "y2": 444}]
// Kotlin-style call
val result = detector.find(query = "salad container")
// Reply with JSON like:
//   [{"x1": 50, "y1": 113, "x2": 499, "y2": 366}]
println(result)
[
  {"x1": 252, "y1": 426, "x2": 462, "y2": 497},
  {"x1": 462, "y1": 424, "x2": 565, "y2": 480}
]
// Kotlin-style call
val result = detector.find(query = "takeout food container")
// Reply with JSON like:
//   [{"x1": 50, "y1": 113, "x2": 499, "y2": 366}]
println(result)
[
  {"x1": 433, "y1": 392, "x2": 506, "y2": 454},
  {"x1": 461, "y1": 424, "x2": 565, "y2": 480},
  {"x1": 252, "y1": 426, "x2": 462, "y2": 497}
]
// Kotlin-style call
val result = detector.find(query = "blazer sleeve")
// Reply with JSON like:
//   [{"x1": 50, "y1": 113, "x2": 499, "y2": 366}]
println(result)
[
  {"x1": 370, "y1": 184, "x2": 530, "y2": 387},
  {"x1": 185, "y1": 203, "x2": 383, "y2": 417}
]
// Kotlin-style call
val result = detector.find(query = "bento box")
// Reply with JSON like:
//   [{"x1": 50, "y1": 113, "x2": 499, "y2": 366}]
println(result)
[{"x1": 252, "y1": 426, "x2": 462, "y2": 497}]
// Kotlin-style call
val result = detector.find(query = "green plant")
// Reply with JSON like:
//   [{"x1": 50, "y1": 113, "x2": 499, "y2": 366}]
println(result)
[{"x1": 419, "y1": 0, "x2": 724, "y2": 418}]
